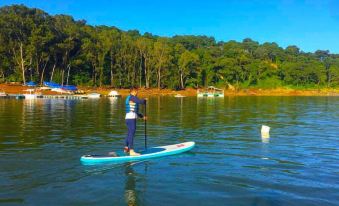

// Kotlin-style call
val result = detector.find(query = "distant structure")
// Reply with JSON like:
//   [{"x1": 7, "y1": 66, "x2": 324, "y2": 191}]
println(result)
[
  {"x1": 108, "y1": 90, "x2": 121, "y2": 98},
  {"x1": 197, "y1": 86, "x2": 224, "y2": 97}
]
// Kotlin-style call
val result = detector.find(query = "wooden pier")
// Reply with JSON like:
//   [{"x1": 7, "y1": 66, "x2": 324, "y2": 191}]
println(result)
[
  {"x1": 42, "y1": 95, "x2": 88, "y2": 99},
  {"x1": 0, "y1": 94, "x2": 89, "y2": 100}
]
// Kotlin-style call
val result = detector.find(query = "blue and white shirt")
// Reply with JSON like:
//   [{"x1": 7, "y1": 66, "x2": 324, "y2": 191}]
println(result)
[{"x1": 125, "y1": 95, "x2": 146, "y2": 119}]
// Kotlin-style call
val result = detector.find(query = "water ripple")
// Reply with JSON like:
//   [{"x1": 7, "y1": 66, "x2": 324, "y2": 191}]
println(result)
[{"x1": 0, "y1": 97, "x2": 338, "y2": 205}]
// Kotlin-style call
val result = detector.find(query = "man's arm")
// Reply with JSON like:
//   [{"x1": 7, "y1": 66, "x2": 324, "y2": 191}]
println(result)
[
  {"x1": 130, "y1": 96, "x2": 146, "y2": 105},
  {"x1": 130, "y1": 96, "x2": 146, "y2": 119}
]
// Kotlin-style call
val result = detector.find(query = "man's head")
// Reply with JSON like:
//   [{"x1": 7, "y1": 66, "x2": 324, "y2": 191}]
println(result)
[{"x1": 130, "y1": 87, "x2": 138, "y2": 96}]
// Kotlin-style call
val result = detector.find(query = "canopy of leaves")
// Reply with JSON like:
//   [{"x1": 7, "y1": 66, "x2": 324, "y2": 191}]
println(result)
[{"x1": 0, "y1": 5, "x2": 338, "y2": 88}]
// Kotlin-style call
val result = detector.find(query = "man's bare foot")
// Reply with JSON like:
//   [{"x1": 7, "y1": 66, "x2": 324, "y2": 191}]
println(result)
[
  {"x1": 129, "y1": 149, "x2": 140, "y2": 156},
  {"x1": 124, "y1": 147, "x2": 129, "y2": 153}
]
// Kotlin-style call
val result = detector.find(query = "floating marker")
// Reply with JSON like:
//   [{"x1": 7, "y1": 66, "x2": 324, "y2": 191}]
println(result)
[{"x1": 261, "y1": 125, "x2": 270, "y2": 140}]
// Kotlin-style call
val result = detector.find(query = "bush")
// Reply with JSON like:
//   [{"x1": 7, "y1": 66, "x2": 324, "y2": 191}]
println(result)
[
  {"x1": 7, "y1": 74, "x2": 21, "y2": 82},
  {"x1": 256, "y1": 77, "x2": 283, "y2": 89},
  {"x1": 73, "y1": 73, "x2": 91, "y2": 86}
]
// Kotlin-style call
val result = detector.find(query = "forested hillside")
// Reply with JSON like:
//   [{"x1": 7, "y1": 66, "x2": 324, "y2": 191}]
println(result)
[{"x1": 0, "y1": 5, "x2": 338, "y2": 89}]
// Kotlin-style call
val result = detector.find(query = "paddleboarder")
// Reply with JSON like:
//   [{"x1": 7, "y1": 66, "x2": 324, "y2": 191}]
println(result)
[{"x1": 125, "y1": 87, "x2": 147, "y2": 156}]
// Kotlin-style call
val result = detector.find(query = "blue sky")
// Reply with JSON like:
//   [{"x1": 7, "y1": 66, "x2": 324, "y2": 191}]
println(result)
[{"x1": 1, "y1": 0, "x2": 339, "y2": 53}]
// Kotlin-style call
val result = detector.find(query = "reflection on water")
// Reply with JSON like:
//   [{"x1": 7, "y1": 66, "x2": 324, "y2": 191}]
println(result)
[
  {"x1": 261, "y1": 135, "x2": 270, "y2": 143},
  {"x1": 0, "y1": 97, "x2": 338, "y2": 205},
  {"x1": 124, "y1": 164, "x2": 137, "y2": 206}
]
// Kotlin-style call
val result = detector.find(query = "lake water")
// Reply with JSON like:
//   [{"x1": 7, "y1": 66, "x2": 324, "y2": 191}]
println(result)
[{"x1": 0, "y1": 96, "x2": 338, "y2": 206}]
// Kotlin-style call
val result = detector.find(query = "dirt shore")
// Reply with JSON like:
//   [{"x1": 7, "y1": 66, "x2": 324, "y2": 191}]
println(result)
[{"x1": 0, "y1": 84, "x2": 338, "y2": 97}]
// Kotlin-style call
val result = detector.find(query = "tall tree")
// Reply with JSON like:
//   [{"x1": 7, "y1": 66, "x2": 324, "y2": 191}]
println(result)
[
  {"x1": 178, "y1": 50, "x2": 200, "y2": 89},
  {"x1": 135, "y1": 37, "x2": 153, "y2": 88},
  {"x1": 54, "y1": 15, "x2": 82, "y2": 85},
  {"x1": 153, "y1": 38, "x2": 172, "y2": 89}
]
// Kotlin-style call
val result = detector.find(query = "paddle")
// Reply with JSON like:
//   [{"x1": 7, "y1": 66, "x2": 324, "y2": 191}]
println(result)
[{"x1": 144, "y1": 100, "x2": 147, "y2": 150}]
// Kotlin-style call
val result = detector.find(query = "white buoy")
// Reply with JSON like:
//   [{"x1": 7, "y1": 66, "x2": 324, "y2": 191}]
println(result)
[{"x1": 261, "y1": 125, "x2": 270, "y2": 140}]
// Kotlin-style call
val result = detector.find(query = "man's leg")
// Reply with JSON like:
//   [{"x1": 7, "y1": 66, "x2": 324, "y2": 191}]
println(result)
[
  {"x1": 126, "y1": 119, "x2": 136, "y2": 149},
  {"x1": 128, "y1": 119, "x2": 140, "y2": 156},
  {"x1": 125, "y1": 120, "x2": 131, "y2": 152}
]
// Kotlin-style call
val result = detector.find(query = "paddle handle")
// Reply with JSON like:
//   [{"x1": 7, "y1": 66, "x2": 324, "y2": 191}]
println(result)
[{"x1": 144, "y1": 100, "x2": 147, "y2": 150}]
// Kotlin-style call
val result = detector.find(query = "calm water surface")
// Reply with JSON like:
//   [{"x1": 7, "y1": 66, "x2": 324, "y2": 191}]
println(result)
[{"x1": 0, "y1": 96, "x2": 338, "y2": 206}]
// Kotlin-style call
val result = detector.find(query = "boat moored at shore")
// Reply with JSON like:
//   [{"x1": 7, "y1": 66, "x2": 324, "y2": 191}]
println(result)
[
  {"x1": 87, "y1": 93, "x2": 101, "y2": 99},
  {"x1": 23, "y1": 89, "x2": 43, "y2": 99},
  {"x1": 108, "y1": 90, "x2": 121, "y2": 98},
  {"x1": 197, "y1": 86, "x2": 224, "y2": 97},
  {"x1": 0, "y1": 89, "x2": 7, "y2": 97}
]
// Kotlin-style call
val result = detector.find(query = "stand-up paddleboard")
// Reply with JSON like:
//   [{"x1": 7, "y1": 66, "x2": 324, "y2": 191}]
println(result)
[{"x1": 81, "y1": 141, "x2": 195, "y2": 164}]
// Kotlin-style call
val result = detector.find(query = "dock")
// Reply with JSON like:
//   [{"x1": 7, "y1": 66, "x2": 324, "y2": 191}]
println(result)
[
  {"x1": 42, "y1": 95, "x2": 88, "y2": 99},
  {"x1": 0, "y1": 94, "x2": 89, "y2": 100}
]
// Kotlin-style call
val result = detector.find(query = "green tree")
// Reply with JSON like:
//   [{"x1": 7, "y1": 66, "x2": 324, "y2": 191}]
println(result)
[
  {"x1": 178, "y1": 50, "x2": 200, "y2": 89},
  {"x1": 135, "y1": 37, "x2": 154, "y2": 88},
  {"x1": 153, "y1": 38, "x2": 172, "y2": 89}
]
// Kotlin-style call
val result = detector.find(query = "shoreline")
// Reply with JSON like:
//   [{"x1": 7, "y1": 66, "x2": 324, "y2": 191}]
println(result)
[{"x1": 0, "y1": 84, "x2": 338, "y2": 97}]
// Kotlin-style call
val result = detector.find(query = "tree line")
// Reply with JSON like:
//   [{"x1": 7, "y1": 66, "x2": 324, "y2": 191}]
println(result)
[{"x1": 0, "y1": 5, "x2": 338, "y2": 89}]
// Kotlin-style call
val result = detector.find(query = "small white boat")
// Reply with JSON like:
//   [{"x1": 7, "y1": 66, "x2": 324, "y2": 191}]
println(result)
[
  {"x1": 108, "y1": 90, "x2": 121, "y2": 98},
  {"x1": 174, "y1": 94, "x2": 186, "y2": 98},
  {"x1": 87, "y1": 93, "x2": 101, "y2": 99},
  {"x1": 23, "y1": 89, "x2": 42, "y2": 99},
  {"x1": 39, "y1": 86, "x2": 51, "y2": 91},
  {"x1": 0, "y1": 90, "x2": 7, "y2": 97},
  {"x1": 23, "y1": 94, "x2": 37, "y2": 99},
  {"x1": 197, "y1": 86, "x2": 224, "y2": 97},
  {"x1": 51, "y1": 88, "x2": 72, "y2": 94}
]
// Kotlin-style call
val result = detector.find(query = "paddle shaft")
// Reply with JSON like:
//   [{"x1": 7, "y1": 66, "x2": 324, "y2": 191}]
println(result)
[{"x1": 144, "y1": 101, "x2": 147, "y2": 150}]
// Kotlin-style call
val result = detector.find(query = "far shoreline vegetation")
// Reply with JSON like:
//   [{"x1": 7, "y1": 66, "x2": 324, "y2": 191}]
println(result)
[{"x1": 0, "y1": 5, "x2": 338, "y2": 93}]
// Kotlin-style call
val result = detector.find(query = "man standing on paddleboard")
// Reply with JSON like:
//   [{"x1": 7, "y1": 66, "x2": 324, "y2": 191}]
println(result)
[{"x1": 125, "y1": 87, "x2": 147, "y2": 156}]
